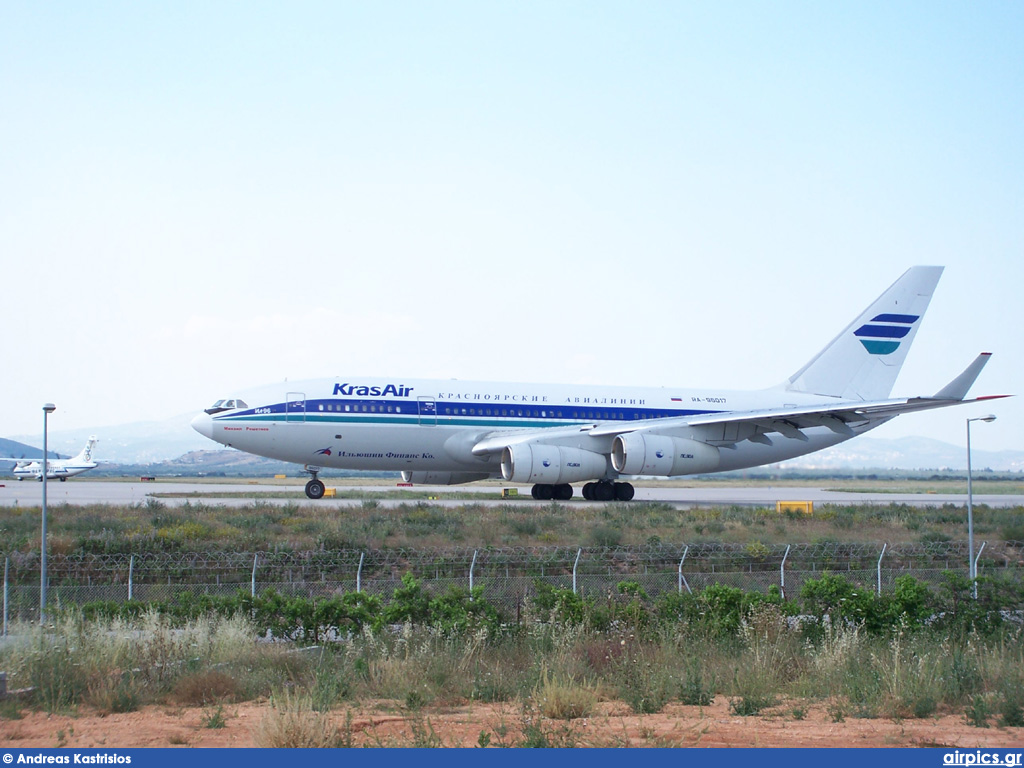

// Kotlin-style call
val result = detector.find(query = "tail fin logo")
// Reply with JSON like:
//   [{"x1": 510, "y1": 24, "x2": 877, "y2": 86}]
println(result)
[{"x1": 854, "y1": 313, "x2": 920, "y2": 355}]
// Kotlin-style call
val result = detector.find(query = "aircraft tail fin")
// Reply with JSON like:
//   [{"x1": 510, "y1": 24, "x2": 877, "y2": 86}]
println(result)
[
  {"x1": 783, "y1": 266, "x2": 943, "y2": 401},
  {"x1": 74, "y1": 436, "x2": 98, "y2": 463}
]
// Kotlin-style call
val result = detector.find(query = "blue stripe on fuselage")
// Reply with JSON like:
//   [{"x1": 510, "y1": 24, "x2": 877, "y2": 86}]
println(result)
[{"x1": 215, "y1": 398, "x2": 723, "y2": 428}]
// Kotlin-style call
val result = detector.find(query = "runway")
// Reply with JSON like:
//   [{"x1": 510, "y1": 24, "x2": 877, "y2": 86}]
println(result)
[{"x1": 0, "y1": 478, "x2": 1020, "y2": 509}]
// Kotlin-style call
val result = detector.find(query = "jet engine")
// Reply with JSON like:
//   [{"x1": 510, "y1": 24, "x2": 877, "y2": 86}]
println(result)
[
  {"x1": 400, "y1": 471, "x2": 493, "y2": 485},
  {"x1": 500, "y1": 443, "x2": 608, "y2": 485},
  {"x1": 611, "y1": 433, "x2": 720, "y2": 476}
]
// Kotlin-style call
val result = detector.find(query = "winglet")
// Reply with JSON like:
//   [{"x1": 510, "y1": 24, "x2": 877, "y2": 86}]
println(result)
[{"x1": 932, "y1": 353, "x2": 993, "y2": 400}]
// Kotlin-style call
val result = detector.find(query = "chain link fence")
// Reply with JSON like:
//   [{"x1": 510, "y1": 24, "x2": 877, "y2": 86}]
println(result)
[{"x1": 4, "y1": 541, "x2": 1022, "y2": 624}]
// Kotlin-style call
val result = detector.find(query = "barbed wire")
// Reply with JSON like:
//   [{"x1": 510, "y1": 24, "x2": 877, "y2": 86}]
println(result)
[{"x1": 1, "y1": 541, "x2": 1021, "y2": 585}]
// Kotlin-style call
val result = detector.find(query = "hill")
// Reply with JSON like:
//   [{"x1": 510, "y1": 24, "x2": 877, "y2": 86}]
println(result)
[{"x1": 0, "y1": 437, "x2": 62, "y2": 461}]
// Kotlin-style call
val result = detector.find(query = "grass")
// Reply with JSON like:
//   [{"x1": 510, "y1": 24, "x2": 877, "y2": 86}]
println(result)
[
  {"x1": 1, "y1": 604, "x2": 1022, "y2": 740},
  {"x1": 254, "y1": 690, "x2": 352, "y2": 748},
  {"x1": 2, "y1": 487, "x2": 1022, "y2": 556}
]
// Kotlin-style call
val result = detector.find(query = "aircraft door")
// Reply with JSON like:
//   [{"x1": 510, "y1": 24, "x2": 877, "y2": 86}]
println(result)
[
  {"x1": 286, "y1": 392, "x2": 306, "y2": 423},
  {"x1": 417, "y1": 397, "x2": 437, "y2": 426}
]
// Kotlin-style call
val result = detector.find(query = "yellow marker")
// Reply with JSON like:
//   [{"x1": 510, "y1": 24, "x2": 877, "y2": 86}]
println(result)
[{"x1": 777, "y1": 501, "x2": 813, "y2": 515}]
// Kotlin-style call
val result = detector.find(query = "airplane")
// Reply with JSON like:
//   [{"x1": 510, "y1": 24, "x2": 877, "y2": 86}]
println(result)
[
  {"x1": 1, "y1": 436, "x2": 100, "y2": 481},
  {"x1": 191, "y1": 266, "x2": 1008, "y2": 501}
]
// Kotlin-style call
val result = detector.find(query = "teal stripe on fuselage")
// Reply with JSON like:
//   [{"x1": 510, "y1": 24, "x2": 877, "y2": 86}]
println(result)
[{"x1": 216, "y1": 413, "x2": 587, "y2": 429}]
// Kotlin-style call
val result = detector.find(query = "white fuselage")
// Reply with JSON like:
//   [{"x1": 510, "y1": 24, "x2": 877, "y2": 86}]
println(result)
[
  {"x1": 9, "y1": 459, "x2": 96, "y2": 481},
  {"x1": 4, "y1": 437, "x2": 99, "y2": 481},
  {"x1": 191, "y1": 376, "x2": 878, "y2": 479}
]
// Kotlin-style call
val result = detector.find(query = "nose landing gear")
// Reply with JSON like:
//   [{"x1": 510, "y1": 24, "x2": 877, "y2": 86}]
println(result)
[{"x1": 303, "y1": 465, "x2": 326, "y2": 500}]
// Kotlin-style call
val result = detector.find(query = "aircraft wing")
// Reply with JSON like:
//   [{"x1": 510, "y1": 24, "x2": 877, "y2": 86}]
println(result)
[
  {"x1": 591, "y1": 393, "x2": 1009, "y2": 444},
  {"x1": 471, "y1": 354, "x2": 1009, "y2": 454},
  {"x1": 596, "y1": 352, "x2": 1008, "y2": 446}
]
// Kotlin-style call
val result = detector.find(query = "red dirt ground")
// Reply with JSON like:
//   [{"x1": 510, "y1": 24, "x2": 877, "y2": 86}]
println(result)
[{"x1": 2, "y1": 698, "x2": 1023, "y2": 748}]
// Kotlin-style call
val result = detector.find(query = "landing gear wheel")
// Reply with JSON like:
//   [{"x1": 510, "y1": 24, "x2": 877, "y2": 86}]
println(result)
[
  {"x1": 305, "y1": 479, "x2": 326, "y2": 500},
  {"x1": 614, "y1": 482, "x2": 635, "y2": 501},
  {"x1": 592, "y1": 481, "x2": 615, "y2": 502},
  {"x1": 553, "y1": 483, "x2": 574, "y2": 501},
  {"x1": 531, "y1": 484, "x2": 554, "y2": 500}
]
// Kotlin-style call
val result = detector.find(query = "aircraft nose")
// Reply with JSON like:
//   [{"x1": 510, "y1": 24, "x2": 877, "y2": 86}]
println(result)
[{"x1": 191, "y1": 412, "x2": 214, "y2": 440}]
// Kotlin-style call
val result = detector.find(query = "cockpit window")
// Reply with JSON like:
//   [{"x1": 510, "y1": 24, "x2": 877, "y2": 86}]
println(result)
[{"x1": 205, "y1": 398, "x2": 248, "y2": 415}]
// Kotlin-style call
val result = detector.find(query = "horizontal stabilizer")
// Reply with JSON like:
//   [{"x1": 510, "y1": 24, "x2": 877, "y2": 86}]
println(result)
[{"x1": 932, "y1": 353, "x2": 993, "y2": 400}]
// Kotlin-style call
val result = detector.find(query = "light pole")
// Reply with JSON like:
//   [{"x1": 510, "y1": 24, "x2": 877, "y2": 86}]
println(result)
[
  {"x1": 966, "y1": 414, "x2": 996, "y2": 598},
  {"x1": 40, "y1": 403, "x2": 56, "y2": 625}
]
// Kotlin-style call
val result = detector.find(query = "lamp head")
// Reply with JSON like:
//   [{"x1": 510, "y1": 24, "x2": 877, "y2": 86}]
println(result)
[{"x1": 43, "y1": 403, "x2": 56, "y2": 414}]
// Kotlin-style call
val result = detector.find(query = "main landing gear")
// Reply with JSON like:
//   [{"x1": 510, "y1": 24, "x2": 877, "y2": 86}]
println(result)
[
  {"x1": 529, "y1": 480, "x2": 636, "y2": 502},
  {"x1": 303, "y1": 465, "x2": 326, "y2": 500},
  {"x1": 530, "y1": 483, "x2": 574, "y2": 501},
  {"x1": 582, "y1": 481, "x2": 634, "y2": 501}
]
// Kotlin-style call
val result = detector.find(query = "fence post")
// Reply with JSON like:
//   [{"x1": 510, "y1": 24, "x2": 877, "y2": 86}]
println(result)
[
  {"x1": 973, "y1": 542, "x2": 986, "y2": 600},
  {"x1": 780, "y1": 545, "x2": 791, "y2": 600},
  {"x1": 251, "y1": 554, "x2": 258, "y2": 598},
  {"x1": 357, "y1": 552, "x2": 364, "y2": 593},
  {"x1": 678, "y1": 546, "x2": 691, "y2": 595},
  {"x1": 469, "y1": 549, "x2": 478, "y2": 598},
  {"x1": 128, "y1": 554, "x2": 134, "y2": 602},
  {"x1": 3, "y1": 557, "x2": 8, "y2": 637},
  {"x1": 876, "y1": 543, "x2": 887, "y2": 596},
  {"x1": 572, "y1": 549, "x2": 582, "y2": 595}
]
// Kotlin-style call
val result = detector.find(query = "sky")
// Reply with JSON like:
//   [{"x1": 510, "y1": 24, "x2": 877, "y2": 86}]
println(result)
[{"x1": 1, "y1": 1, "x2": 1021, "y2": 454}]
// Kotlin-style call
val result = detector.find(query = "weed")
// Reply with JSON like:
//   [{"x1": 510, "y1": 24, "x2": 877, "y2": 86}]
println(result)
[
  {"x1": 965, "y1": 695, "x2": 990, "y2": 728},
  {"x1": 827, "y1": 700, "x2": 846, "y2": 722},
  {"x1": 679, "y1": 658, "x2": 715, "y2": 706},
  {"x1": 998, "y1": 685, "x2": 1024, "y2": 728},
  {"x1": 202, "y1": 705, "x2": 227, "y2": 729},
  {"x1": 86, "y1": 672, "x2": 142, "y2": 715},
  {"x1": 729, "y1": 694, "x2": 773, "y2": 716},
  {"x1": 255, "y1": 691, "x2": 352, "y2": 748},
  {"x1": 533, "y1": 668, "x2": 596, "y2": 720},
  {"x1": 172, "y1": 670, "x2": 238, "y2": 707}
]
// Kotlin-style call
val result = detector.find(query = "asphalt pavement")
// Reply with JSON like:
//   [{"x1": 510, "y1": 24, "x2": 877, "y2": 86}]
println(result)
[{"x1": 0, "y1": 478, "x2": 1020, "y2": 509}]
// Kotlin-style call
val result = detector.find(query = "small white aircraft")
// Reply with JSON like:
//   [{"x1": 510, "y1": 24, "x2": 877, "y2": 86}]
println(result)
[
  {"x1": 1, "y1": 436, "x2": 99, "y2": 481},
  {"x1": 192, "y1": 267, "x2": 1007, "y2": 500}
]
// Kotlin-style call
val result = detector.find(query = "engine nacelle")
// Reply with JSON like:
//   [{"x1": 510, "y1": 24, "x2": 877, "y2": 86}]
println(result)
[
  {"x1": 400, "y1": 471, "x2": 492, "y2": 485},
  {"x1": 500, "y1": 443, "x2": 608, "y2": 485},
  {"x1": 611, "y1": 433, "x2": 720, "y2": 476}
]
